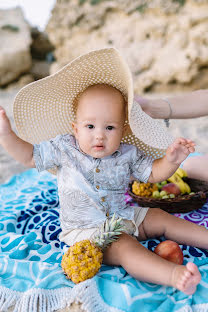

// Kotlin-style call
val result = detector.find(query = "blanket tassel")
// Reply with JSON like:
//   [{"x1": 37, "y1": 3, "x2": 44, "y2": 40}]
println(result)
[
  {"x1": 0, "y1": 286, "x2": 71, "y2": 312},
  {"x1": 0, "y1": 281, "x2": 122, "y2": 312}
]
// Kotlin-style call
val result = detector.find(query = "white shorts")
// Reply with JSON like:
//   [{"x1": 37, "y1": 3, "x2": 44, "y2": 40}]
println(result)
[{"x1": 59, "y1": 206, "x2": 149, "y2": 246}]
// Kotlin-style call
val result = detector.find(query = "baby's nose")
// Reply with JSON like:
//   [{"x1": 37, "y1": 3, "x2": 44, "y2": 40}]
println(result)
[{"x1": 95, "y1": 129, "x2": 104, "y2": 140}]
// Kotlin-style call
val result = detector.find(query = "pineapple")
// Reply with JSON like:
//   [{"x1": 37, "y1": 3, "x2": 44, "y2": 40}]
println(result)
[{"x1": 61, "y1": 214, "x2": 125, "y2": 284}]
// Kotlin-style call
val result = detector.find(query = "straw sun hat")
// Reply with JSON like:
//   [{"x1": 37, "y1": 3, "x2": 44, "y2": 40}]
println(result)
[{"x1": 13, "y1": 48, "x2": 173, "y2": 163}]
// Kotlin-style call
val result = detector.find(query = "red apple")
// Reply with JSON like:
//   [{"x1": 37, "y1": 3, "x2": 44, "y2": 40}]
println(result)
[
  {"x1": 154, "y1": 240, "x2": 184, "y2": 265},
  {"x1": 162, "y1": 183, "x2": 181, "y2": 196}
]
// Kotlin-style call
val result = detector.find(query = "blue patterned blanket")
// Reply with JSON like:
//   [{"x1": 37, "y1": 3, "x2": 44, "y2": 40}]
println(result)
[{"x1": 0, "y1": 169, "x2": 208, "y2": 312}]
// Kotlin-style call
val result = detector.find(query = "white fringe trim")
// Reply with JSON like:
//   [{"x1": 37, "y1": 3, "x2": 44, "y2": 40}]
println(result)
[
  {"x1": 0, "y1": 286, "x2": 71, "y2": 312},
  {"x1": 2, "y1": 282, "x2": 208, "y2": 312},
  {"x1": 0, "y1": 279, "x2": 123, "y2": 312},
  {"x1": 176, "y1": 303, "x2": 208, "y2": 312}
]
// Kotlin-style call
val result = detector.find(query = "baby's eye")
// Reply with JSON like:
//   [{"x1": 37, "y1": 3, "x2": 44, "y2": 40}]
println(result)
[
  {"x1": 87, "y1": 124, "x2": 94, "y2": 129},
  {"x1": 106, "y1": 126, "x2": 114, "y2": 130}
]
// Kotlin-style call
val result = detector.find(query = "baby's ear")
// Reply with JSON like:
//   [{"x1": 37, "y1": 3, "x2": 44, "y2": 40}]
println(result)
[{"x1": 71, "y1": 122, "x2": 78, "y2": 137}]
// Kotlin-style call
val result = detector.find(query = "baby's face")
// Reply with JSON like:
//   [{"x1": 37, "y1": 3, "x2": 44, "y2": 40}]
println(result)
[{"x1": 72, "y1": 85, "x2": 126, "y2": 158}]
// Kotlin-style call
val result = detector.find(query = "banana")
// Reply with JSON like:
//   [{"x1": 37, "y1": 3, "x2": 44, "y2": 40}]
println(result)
[
  {"x1": 176, "y1": 168, "x2": 188, "y2": 178},
  {"x1": 177, "y1": 180, "x2": 188, "y2": 194},
  {"x1": 167, "y1": 172, "x2": 190, "y2": 194},
  {"x1": 168, "y1": 172, "x2": 183, "y2": 185},
  {"x1": 183, "y1": 181, "x2": 191, "y2": 194}
]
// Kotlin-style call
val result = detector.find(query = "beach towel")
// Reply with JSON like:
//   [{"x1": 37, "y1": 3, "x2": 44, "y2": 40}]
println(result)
[{"x1": 0, "y1": 169, "x2": 208, "y2": 312}]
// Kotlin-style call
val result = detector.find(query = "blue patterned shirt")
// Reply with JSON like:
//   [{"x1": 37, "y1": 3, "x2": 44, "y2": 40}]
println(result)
[{"x1": 33, "y1": 134, "x2": 153, "y2": 231}]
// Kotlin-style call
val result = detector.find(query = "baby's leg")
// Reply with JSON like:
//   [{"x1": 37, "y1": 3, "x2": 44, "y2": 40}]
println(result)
[
  {"x1": 182, "y1": 154, "x2": 208, "y2": 182},
  {"x1": 138, "y1": 208, "x2": 208, "y2": 250},
  {"x1": 103, "y1": 233, "x2": 201, "y2": 295}
]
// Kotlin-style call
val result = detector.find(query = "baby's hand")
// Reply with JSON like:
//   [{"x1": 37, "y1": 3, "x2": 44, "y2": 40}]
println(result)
[
  {"x1": 166, "y1": 137, "x2": 195, "y2": 165},
  {"x1": 0, "y1": 106, "x2": 12, "y2": 137}
]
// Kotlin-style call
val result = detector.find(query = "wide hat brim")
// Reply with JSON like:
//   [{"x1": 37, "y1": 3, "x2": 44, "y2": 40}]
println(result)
[{"x1": 13, "y1": 48, "x2": 173, "y2": 162}]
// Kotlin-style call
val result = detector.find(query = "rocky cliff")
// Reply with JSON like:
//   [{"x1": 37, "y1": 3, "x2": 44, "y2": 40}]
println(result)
[
  {"x1": 0, "y1": 7, "x2": 32, "y2": 86},
  {"x1": 46, "y1": 0, "x2": 208, "y2": 93},
  {"x1": 0, "y1": 7, "x2": 54, "y2": 88}
]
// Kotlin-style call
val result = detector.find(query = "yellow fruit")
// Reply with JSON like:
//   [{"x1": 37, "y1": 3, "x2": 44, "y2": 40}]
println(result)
[
  {"x1": 183, "y1": 181, "x2": 191, "y2": 194},
  {"x1": 132, "y1": 181, "x2": 140, "y2": 195},
  {"x1": 152, "y1": 184, "x2": 158, "y2": 191},
  {"x1": 176, "y1": 180, "x2": 187, "y2": 193},
  {"x1": 61, "y1": 214, "x2": 125, "y2": 284},
  {"x1": 162, "y1": 195, "x2": 169, "y2": 199},
  {"x1": 176, "y1": 168, "x2": 188, "y2": 178},
  {"x1": 160, "y1": 190, "x2": 167, "y2": 197},
  {"x1": 168, "y1": 172, "x2": 183, "y2": 185},
  {"x1": 152, "y1": 190, "x2": 160, "y2": 198},
  {"x1": 132, "y1": 181, "x2": 158, "y2": 197},
  {"x1": 61, "y1": 240, "x2": 103, "y2": 284},
  {"x1": 168, "y1": 171, "x2": 191, "y2": 194}
]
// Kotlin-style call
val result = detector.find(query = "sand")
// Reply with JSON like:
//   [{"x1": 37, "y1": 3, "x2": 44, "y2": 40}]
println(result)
[{"x1": 0, "y1": 88, "x2": 207, "y2": 312}]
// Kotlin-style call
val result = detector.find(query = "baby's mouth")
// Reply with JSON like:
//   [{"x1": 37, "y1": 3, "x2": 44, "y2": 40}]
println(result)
[{"x1": 93, "y1": 145, "x2": 104, "y2": 150}]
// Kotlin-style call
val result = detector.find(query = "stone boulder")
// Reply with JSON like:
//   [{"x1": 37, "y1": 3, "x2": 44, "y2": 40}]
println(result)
[
  {"x1": 46, "y1": 0, "x2": 208, "y2": 93},
  {"x1": 29, "y1": 27, "x2": 54, "y2": 80},
  {"x1": 30, "y1": 27, "x2": 54, "y2": 60},
  {"x1": 0, "y1": 7, "x2": 32, "y2": 87}
]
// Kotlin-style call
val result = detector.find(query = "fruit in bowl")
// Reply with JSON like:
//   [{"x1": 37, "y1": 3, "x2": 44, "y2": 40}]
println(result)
[
  {"x1": 161, "y1": 183, "x2": 181, "y2": 196},
  {"x1": 154, "y1": 240, "x2": 184, "y2": 265},
  {"x1": 132, "y1": 181, "x2": 158, "y2": 197},
  {"x1": 131, "y1": 168, "x2": 192, "y2": 199},
  {"x1": 168, "y1": 168, "x2": 191, "y2": 194}
]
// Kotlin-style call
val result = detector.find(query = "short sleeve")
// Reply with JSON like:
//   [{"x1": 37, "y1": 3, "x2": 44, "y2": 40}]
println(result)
[
  {"x1": 130, "y1": 147, "x2": 153, "y2": 183},
  {"x1": 33, "y1": 135, "x2": 62, "y2": 172}
]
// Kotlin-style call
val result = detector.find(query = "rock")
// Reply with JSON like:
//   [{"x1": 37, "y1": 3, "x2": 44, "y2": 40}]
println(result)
[
  {"x1": 0, "y1": 7, "x2": 32, "y2": 87},
  {"x1": 5, "y1": 74, "x2": 34, "y2": 91},
  {"x1": 30, "y1": 27, "x2": 54, "y2": 60},
  {"x1": 30, "y1": 60, "x2": 51, "y2": 80},
  {"x1": 46, "y1": 0, "x2": 208, "y2": 93}
]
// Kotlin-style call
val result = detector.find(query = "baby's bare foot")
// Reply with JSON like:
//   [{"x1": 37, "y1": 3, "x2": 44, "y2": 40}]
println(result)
[{"x1": 172, "y1": 262, "x2": 201, "y2": 295}]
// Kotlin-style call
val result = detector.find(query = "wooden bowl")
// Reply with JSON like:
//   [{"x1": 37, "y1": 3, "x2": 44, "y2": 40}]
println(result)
[{"x1": 128, "y1": 178, "x2": 208, "y2": 213}]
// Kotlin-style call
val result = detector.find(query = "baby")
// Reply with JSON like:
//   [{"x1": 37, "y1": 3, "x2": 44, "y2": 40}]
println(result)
[
  {"x1": 0, "y1": 48, "x2": 206, "y2": 296},
  {"x1": 0, "y1": 83, "x2": 205, "y2": 295}
]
